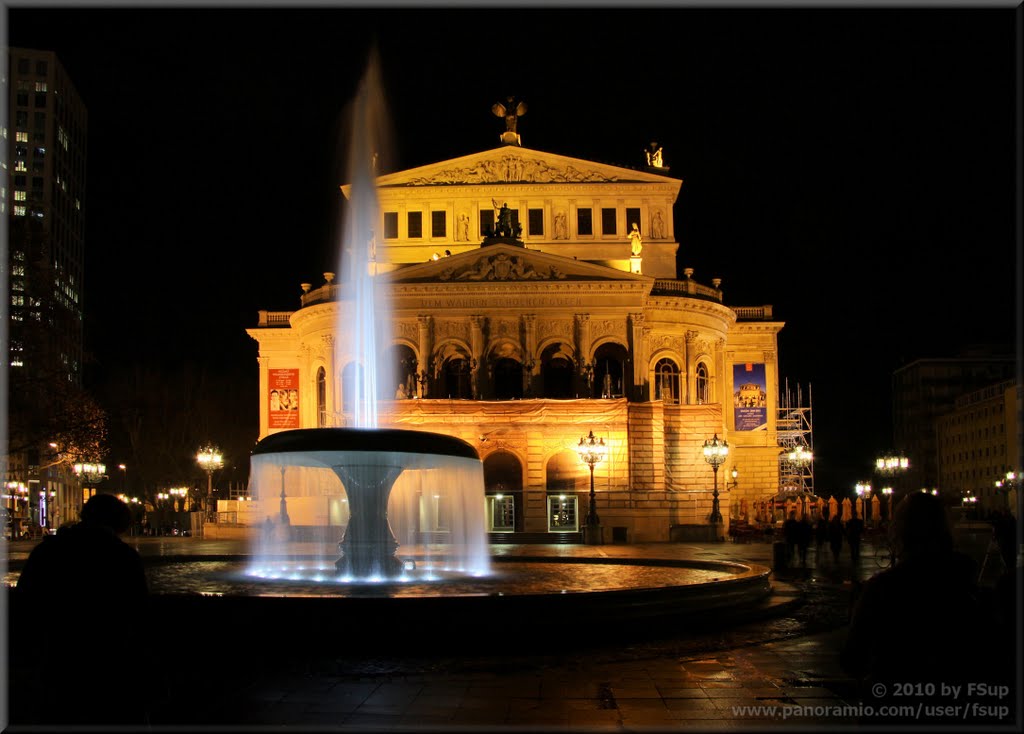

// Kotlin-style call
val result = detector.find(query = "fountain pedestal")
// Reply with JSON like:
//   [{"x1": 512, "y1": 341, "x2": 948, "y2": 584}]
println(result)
[{"x1": 333, "y1": 464, "x2": 405, "y2": 578}]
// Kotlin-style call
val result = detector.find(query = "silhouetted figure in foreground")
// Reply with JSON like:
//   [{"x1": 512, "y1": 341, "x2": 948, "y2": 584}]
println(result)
[
  {"x1": 828, "y1": 513, "x2": 844, "y2": 563},
  {"x1": 841, "y1": 492, "x2": 996, "y2": 725},
  {"x1": 845, "y1": 510, "x2": 864, "y2": 562},
  {"x1": 14, "y1": 493, "x2": 150, "y2": 725}
]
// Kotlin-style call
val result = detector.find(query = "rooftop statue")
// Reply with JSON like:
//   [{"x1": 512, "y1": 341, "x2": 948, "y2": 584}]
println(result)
[{"x1": 493, "y1": 96, "x2": 527, "y2": 133}]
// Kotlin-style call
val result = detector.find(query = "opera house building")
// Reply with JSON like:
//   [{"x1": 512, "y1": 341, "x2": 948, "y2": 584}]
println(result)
[{"x1": 247, "y1": 134, "x2": 786, "y2": 543}]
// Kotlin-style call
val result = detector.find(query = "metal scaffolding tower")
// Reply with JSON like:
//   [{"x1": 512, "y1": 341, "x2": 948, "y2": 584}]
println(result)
[{"x1": 777, "y1": 380, "x2": 814, "y2": 495}]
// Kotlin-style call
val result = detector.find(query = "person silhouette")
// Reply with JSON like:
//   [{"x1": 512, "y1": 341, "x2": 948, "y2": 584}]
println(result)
[
  {"x1": 845, "y1": 509, "x2": 864, "y2": 562},
  {"x1": 841, "y1": 492, "x2": 994, "y2": 723},
  {"x1": 14, "y1": 493, "x2": 150, "y2": 725},
  {"x1": 815, "y1": 513, "x2": 830, "y2": 563},
  {"x1": 828, "y1": 512, "x2": 844, "y2": 563}
]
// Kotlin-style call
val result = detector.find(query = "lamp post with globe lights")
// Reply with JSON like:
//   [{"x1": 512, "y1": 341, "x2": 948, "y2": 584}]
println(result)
[
  {"x1": 703, "y1": 434, "x2": 729, "y2": 532},
  {"x1": 875, "y1": 452, "x2": 909, "y2": 500},
  {"x1": 196, "y1": 445, "x2": 223, "y2": 521},
  {"x1": 577, "y1": 431, "x2": 607, "y2": 545},
  {"x1": 73, "y1": 461, "x2": 107, "y2": 507}
]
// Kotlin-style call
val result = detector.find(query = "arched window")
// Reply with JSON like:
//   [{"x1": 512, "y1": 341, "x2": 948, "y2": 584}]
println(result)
[
  {"x1": 545, "y1": 451, "x2": 583, "y2": 493},
  {"x1": 492, "y1": 358, "x2": 523, "y2": 400},
  {"x1": 316, "y1": 366, "x2": 327, "y2": 426},
  {"x1": 593, "y1": 342, "x2": 628, "y2": 399},
  {"x1": 484, "y1": 451, "x2": 523, "y2": 532},
  {"x1": 441, "y1": 357, "x2": 472, "y2": 399},
  {"x1": 540, "y1": 343, "x2": 574, "y2": 399},
  {"x1": 654, "y1": 357, "x2": 680, "y2": 405},
  {"x1": 696, "y1": 362, "x2": 710, "y2": 404}
]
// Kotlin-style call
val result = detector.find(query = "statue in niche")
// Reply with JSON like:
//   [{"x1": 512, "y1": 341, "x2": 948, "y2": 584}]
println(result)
[
  {"x1": 628, "y1": 222, "x2": 643, "y2": 256},
  {"x1": 651, "y1": 210, "x2": 665, "y2": 239},
  {"x1": 553, "y1": 211, "x2": 568, "y2": 240},
  {"x1": 456, "y1": 213, "x2": 470, "y2": 242},
  {"x1": 492, "y1": 97, "x2": 527, "y2": 133}
]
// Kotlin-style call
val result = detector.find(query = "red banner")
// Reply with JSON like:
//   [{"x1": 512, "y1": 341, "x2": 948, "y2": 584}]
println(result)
[{"x1": 268, "y1": 369, "x2": 299, "y2": 429}]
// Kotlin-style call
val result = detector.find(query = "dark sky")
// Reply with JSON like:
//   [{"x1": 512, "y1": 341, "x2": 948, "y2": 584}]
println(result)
[{"x1": 6, "y1": 7, "x2": 1019, "y2": 493}]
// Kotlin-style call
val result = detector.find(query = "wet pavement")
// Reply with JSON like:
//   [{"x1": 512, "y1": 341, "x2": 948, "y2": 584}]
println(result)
[{"x1": 5, "y1": 533, "x2": 1018, "y2": 731}]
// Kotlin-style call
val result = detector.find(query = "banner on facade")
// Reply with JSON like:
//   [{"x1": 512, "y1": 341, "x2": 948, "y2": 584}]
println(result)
[
  {"x1": 268, "y1": 368, "x2": 299, "y2": 429},
  {"x1": 733, "y1": 363, "x2": 767, "y2": 431}
]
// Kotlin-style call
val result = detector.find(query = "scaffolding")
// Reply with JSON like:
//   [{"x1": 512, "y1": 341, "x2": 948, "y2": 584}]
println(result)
[{"x1": 777, "y1": 380, "x2": 814, "y2": 495}]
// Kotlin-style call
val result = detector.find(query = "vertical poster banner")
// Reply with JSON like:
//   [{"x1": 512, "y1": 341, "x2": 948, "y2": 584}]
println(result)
[
  {"x1": 268, "y1": 368, "x2": 300, "y2": 429},
  {"x1": 733, "y1": 363, "x2": 768, "y2": 431}
]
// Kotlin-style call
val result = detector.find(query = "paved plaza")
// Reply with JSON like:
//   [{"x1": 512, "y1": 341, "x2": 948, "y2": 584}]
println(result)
[{"x1": 5, "y1": 532, "x2": 1018, "y2": 731}]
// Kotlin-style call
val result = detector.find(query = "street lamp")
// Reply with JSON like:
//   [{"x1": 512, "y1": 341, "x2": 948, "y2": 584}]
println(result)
[
  {"x1": 196, "y1": 445, "x2": 224, "y2": 519},
  {"x1": 703, "y1": 433, "x2": 729, "y2": 527},
  {"x1": 577, "y1": 430, "x2": 607, "y2": 545},
  {"x1": 73, "y1": 462, "x2": 107, "y2": 519},
  {"x1": 855, "y1": 481, "x2": 871, "y2": 521},
  {"x1": 994, "y1": 470, "x2": 1021, "y2": 565}
]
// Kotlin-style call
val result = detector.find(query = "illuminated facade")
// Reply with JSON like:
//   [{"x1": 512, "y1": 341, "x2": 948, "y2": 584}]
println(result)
[
  {"x1": 4, "y1": 48, "x2": 88, "y2": 533},
  {"x1": 936, "y1": 379, "x2": 1020, "y2": 513},
  {"x1": 248, "y1": 139, "x2": 785, "y2": 541}
]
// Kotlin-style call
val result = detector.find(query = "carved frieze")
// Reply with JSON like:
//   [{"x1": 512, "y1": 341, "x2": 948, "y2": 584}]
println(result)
[
  {"x1": 439, "y1": 252, "x2": 568, "y2": 282},
  {"x1": 592, "y1": 319, "x2": 626, "y2": 340},
  {"x1": 493, "y1": 319, "x2": 519, "y2": 338},
  {"x1": 535, "y1": 319, "x2": 573, "y2": 340},
  {"x1": 435, "y1": 319, "x2": 470, "y2": 341},
  {"x1": 650, "y1": 333, "x2": 685, "y2": 355},
  {"x1": 408, "y1": 154, "x2": 620, "y2": 186},
  {"x1": 395, "y1": 321, "x2": 418, "y2": 342}
]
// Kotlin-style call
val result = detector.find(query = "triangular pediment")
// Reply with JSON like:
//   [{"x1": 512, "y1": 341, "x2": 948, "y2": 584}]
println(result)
[
  {"x1": 385, "y1": 244, "x2": 653, "y2": 285},
  {"x1": 342, "y1": 146, "x2": 677, "y2": 193}
]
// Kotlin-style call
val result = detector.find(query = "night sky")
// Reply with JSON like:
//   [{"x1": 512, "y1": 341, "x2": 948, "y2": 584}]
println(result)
[{"x1": 5, "y1": 7, "x2": 1019, "y2": 494}]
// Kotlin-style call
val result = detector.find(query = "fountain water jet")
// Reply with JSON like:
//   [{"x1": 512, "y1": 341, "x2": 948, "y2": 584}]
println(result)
[{"x1": 247, "y1": 54, "x2": 490, "y2": 583}]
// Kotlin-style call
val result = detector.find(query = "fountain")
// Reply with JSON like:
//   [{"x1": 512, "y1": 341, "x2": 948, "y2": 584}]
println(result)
[{"x1": 245, "y1": 52, "x2": 490, "y2": 584}]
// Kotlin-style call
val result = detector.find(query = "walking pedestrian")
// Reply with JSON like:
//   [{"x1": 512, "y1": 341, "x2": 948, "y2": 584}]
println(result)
[
  {"x1": 796, "y1": 515, "x2": 812, "y2": 565},
  {"x1": 828, "y1": 513, "x2": 844, "y2": 563},
  {"x1": 815, "y1": 513, "x2": 829, "y2": 562},
  {"x1": 846, "y1": 510, "x2": 864, "y2": 563}
]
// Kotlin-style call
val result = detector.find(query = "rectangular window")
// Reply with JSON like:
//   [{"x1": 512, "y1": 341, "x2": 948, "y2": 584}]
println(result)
[
  {"x1": 431, "y1": 211, "x2": 446, "y2": 238},
  {"x1": 480, "y1": 210, "x2": 494, "y2": 236},
  {"x1": 547, "y1": 495, "x2": 579, "y2": 532},
  {"x1": 14, "y1": 191, "x2": 26, "y2": 201},
  {"x1": 528, "y1": 208, "x2": 544, "y2": 236},
  {"x1": 601, "y1": 208, "x2": 617, "y2": 236},
  {"x1": 34, "y1": 82, "x2": 47, "y2": 92},
  {"x1": 34, "y1": 94, "x2": 47, "y2": 108},
  {"x1": 407, "y1": 211, "x2": 422, "y2": 238},
  {"x1": 36, "y1": 60, "x2": 48, "y2": 75},
  {"x1": 383, "y1": 212, "x2": 398, "y2": 239},
  {"x1": 577, "y1": 208, "x2": 593, "y2": 236},
  {"x1": 14, "y1": 206, "x2": 26, "y2": 217},
  {"x1": 626, "y1": 207, "x2": 641, "y2": 234},
  {"x1": 15, "y1": 132, "x2": 28, "y2": 142}
]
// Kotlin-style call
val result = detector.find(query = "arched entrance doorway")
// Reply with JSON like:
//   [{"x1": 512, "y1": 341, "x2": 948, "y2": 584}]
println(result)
[{"x1": 483, "y1": 451, "x2": 523, "y2": 532}]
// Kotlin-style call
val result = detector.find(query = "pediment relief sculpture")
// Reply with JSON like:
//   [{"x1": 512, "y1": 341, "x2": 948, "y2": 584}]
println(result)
[
  {"x1": 440, "y1": 253, "x2": 569, "y2": 282},
  {"x1": 408, "y1": 154, "x2": 620, "y2": 186}
]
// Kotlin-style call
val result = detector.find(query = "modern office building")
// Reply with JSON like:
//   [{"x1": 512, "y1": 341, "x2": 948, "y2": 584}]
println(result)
[
  {"x1": 4, "y1": 48, "x2": 88, "y2": 532},
  {"x1": 936, "y1": 379, "x2": 1020, "y2": 513},
  {"x1": 245, "y1": 120, "x2": 803, "y2": 544},
  {"x1": 892, "y1": 352, "x2": 1016, "y2": 497}
]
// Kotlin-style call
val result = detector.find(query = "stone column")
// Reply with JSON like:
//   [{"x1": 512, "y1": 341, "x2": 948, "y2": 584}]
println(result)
[
  {"x1": 629, "y1": 313, "x2": 646, "y2": 401},
  {"x1": 684, "y1": 330, "x2": 698, "y2": 405},
  {"x1": 522, "y1": 314, "x2": 537, "y2": 396},
  {"x1": 470, "y1": 315, "x2": 485, "y2": 399},
  {"x1": 575, "y1": 313, "x2": 591, "y2": 397},
  {"x1": 257, "y1": 355, "x2": 270, "y2": 438},
  {"x1": 417, "y1": 315, "x2": 433, "y2": 398}
]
